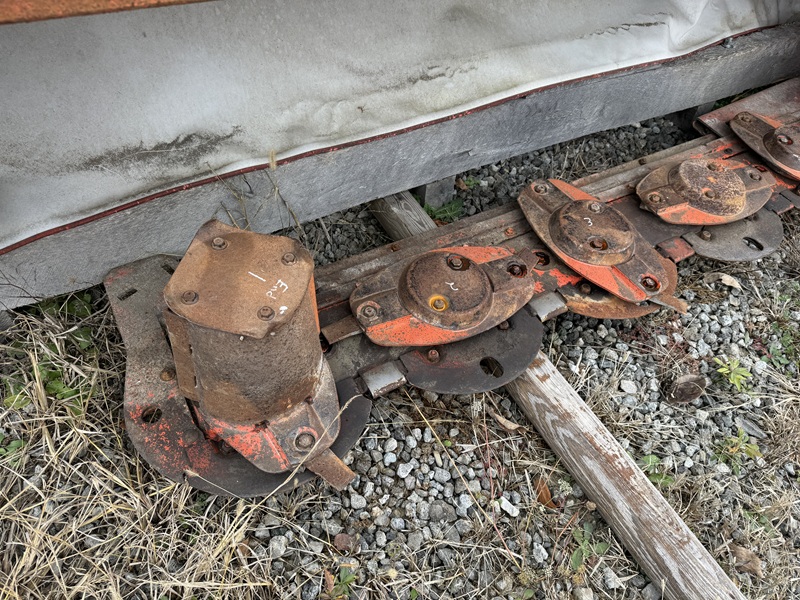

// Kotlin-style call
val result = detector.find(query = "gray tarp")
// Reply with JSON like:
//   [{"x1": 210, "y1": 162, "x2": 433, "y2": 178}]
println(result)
[{"x1": 1, "y1": 0, "x2": 799, "y2": 250}]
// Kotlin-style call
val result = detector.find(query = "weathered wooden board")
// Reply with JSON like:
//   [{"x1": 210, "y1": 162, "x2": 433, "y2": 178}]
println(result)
[
  {"x1": 505, "y1": 355, "x2": 745, "y2": 600},
  {"x1": 369, "y1": 192, "x2": 436, "y2": 241},
  {"x1": 2, "y1": 22, "x2": 799, "y2": 309}
]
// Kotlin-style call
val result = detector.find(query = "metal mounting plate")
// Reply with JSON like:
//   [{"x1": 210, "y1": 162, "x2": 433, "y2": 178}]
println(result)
[{"x1": 683, "y1": 209, "x2": 784, "y2": 262}]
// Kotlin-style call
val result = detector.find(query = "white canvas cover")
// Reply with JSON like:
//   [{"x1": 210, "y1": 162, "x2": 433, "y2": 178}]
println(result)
[{"x1": 1, "y1": 0, "x2": 799, "y2": 250}]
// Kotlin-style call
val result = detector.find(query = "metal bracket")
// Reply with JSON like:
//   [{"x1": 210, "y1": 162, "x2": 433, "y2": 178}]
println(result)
[
  {"x1": 683, "y1": 209, "x2": 784, "y2": 262},
  {"x1": 636, "y1": 158, "x2": 775, "y2": 225},
  {"x1": 730, "y1": 112, "x2": 800, "y2": 180},
  {"x1": 518, "y1": 179, "x2": 680, "y2": 306},
  {"x1": 349, "y1": 246, "x2": 535, "y2": 347}
]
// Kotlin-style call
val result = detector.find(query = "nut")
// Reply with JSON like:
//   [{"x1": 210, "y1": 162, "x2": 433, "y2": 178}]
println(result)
[
  {"x1": 507, "y1": 264, "x2": 525, "y2": 277},
  {"x1": 447, "y1": 255, "x2": 464, "y2": 270},
  {"x1": 360, "y1": 305, "x2": 378, "y2": 320},
  {"x1": 647, "y1": 192, "x2": 663, "y2": 204},
  {"x1": 426, "y1": 348, "x2": 440, "y2": 363},
  {"x1": 431, "y1": 297, "x2": 447, "y2": 311},
  {"x1": 282, "y1": 252, "x2": 296, "y2": 265},
  {"x1": 210, "y1": 237, "x2": 228, "y2": 250},
  {"x1": 181, "y1": 290, "x2": 199, "y2": 305},
  {"x1": 588, "y1": 202, "x2": 603, "y2": 213},
  {"x1": 257, "y1": 306, "x2": 275, "y2": 321},
  {"x1": 641, "y1": 276, "x2": 660, "y2": 291},
  {"x1": 295, "y1": 432, "x2": 316, "y2": 450},
  {"x1": 699, "y1": 230, "x2": 713, "y2": 241}
]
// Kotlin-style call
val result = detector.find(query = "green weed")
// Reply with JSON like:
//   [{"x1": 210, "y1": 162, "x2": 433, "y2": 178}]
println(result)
[
  {"x1": 569, "y1": 522, "x2": 609, "y2": 572},
  {"x1": 713, "y1": 357, "x2": 752, "y2": 391},
  {"x1": 637, "y1": 454, "x2": 675, "y2": 488},
  {"x1": 424, "y1": 199, "x2": 463, "y2": 223},
  {"x1": 715, "y1": 428, "x2": 762, "y2": 475}
]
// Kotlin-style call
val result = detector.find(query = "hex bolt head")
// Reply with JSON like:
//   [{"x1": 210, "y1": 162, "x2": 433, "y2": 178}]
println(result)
[
  {"x1": 181, "y1": 290, "x2": 199, "y2": 305},
  {"x1": 282, "y1": 252, "x2": 296, "y2": 265},
  {"x1": 426, "y1": 348, "x2": 440, "y2": 363},
  {"x1": 533, "y1": 183, "x2": 548, "y2": 194},
  {"x1": 704, "y1": 190, "x2": 716, "y2": 199},
  {"x1": 588, "y1": 202, "x2": 603, "y2": 213},
  {"x1": 749, "y1": 172, "x2": 762, "y2": 181},
  {"x1": 447, "y1": 255, "x2": 464, "y2": 270},
  {"x1": 159, "y1": 367, "x2": 176, "y2": 382},
  {"x1": 579, "y1": 283, "x2": 592, "y2": 295},
  {"x1": 776, "y1": 134, "x2": 792, "y2": 145},
  {"x1": 210, "y1": 237, "x2": 228, "y2": 250},
  {"x1": 699, "y1": 230, "x2": 713, "y2": 241},
  {"x1": 295, "y1": 432, "x2": 316, "y2": 450},
  {"x1": 497, "y1": 321, "x2": 510, "y2": 331},
  {"x1": 257, "y1": 306, "x2": 275, "y2": 321},
  {"x1": 360, "y1": 304, "x2": 378, "y2": 320},
  {"x1": 707, "y1": 162, "x2": 722, "y2": 172},
  {"x1": 504, "y1": 227, "x2": 515, "y2": 236},
  {"x1": 641, "y1": 276, "x2": 660, "y2": 291},
  {"x1": 647, "y1": 192, "x2": 663, "y2": 204}
]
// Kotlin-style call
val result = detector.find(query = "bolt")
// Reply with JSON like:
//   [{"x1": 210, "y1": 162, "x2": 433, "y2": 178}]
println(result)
[
  {"x1": 498, "y1": 321, "x2": 510, "y2": 331},
  {"x1": 507, "y1": 264, "x2": 524, "y2": 277},
  {"x1": 390, "y1": 243, "x2": 400, "y2": 251},
  {"x1": 431, "y1": 298, "x2": 447, "y2": 311},
  {"x1": 257, "y1": 306, "x2": 275, "y2": 321},
  {"x1": 160, "y1": 368, "x2": 176, "y2": 382},
  {"x1": 647, "y1": 192, "x2": 663, "y2": 204},
  {"x1": 641, "y1": 276, "x2": 659, "y2": 291},
  {"x1": 426, "y1": 348, "x2": 440, "y2": 363},
  {"x1": 181, "y1": 290, "x2": 198, "y2": 305},
  {"x1": 360, "y1": 305, "x2": 378, "y2": 320},
  {"x1": 749, "y1": 172, "x2": 762, "y2": 181},
  {"x1": 210, "y1": 237, "x2": 228, "y2": 250},
  {"x1": 704, "y1": 190, "x2": 716, "y2": 199},
  {"x1": 699, "y1": 230, "x2": 713, "y2": 241},
  {"x1": 776, "y1": 134, "x2": 791, "y2": 144},
  {"x1": 740, "y1": 114, "x2": 752, "y2": 123},
  {"x1": 533, "y1": 183, "x2": 548, "y2": 194},
  {"x1": 579, "y1": 283, "x2": 592, "y2": 295},
  {"x1": 282, "y1": 252, "x2": 296, "y2": 265},
  {"x1": 295, "y1": 432, "x2": 316, "y2": 450},
  {"x1": 504, "y1": 227, "x2": 514, "y2": 237},
  {"x1": 588, "y1": 202, "x2": 603, "y2": 213},
  {"x1": 707, "y1": 162, "x2": 721, "y2": 171},
  {"x1": 447, "y1": 255, "x2": 464, "y2": 270}
]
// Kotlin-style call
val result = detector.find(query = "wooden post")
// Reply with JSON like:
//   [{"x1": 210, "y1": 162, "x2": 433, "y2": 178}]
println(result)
[
  {"x1": 371, "y1": 194, "x2": 745, "y2": 600},
  {"x1": 369, "y1": 191, "x2": 436, "y2": 241},
  {"x1": 505, "y1": 354, "x2": 745, "y2": 600}
]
